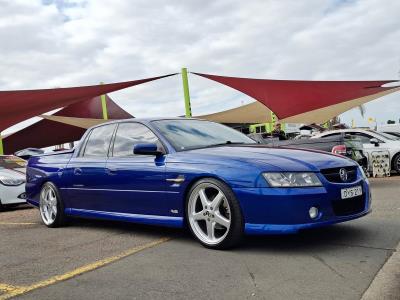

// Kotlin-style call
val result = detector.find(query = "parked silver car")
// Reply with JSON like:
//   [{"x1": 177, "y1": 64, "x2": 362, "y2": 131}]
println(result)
[{"x1": 312, "y1": 129, "x2": 400, "y2": 173}]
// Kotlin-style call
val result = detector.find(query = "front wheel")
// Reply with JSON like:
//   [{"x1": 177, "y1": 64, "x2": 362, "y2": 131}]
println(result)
[
  {"x1": 186, "y1": 178, "x2": 244, "y2": 249},
  {"x1": 39, "y1": 182, "x2": 67, "y2": 228},
  {"x1": 392, "y1": 154, "x2": 400, "y2": 174}
]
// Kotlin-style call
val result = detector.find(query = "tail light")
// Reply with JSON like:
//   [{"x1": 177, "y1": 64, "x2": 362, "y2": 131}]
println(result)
[{"x1": 332, "y1": 144, "x2": 347, "y2": 156}]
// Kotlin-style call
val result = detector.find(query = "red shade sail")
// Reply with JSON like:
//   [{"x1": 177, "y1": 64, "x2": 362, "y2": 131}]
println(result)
[
  {"x1": 0, "y1": 73, "x2": 176, "y2": 131},
  {"x1": 193, "y1": 72, "x2": 399, "y2": 121},
  {"x1": 3, "y1": 95, "x2": 132, "y2": 154}
]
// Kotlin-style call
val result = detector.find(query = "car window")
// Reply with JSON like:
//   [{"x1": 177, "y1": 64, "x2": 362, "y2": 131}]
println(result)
[
  {"x1": 348, "y1": 132, "x2": 379, "y2": 144},
  {"x1": 320, "y1": 132, "x2": 341, "y2": 138},
  {"x1": 112, "y1": 123, "x2": 159, "y2": 157},
  {"x1": 83, "y1": 124, "x2": 116, "y2": 157}
]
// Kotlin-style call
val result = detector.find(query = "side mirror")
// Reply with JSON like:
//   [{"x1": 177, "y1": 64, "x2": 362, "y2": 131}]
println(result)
[
  {"x1": 370, "y1": 138, "x2": 379, "y2": 147},
  {"x1": 133, "y1": 143, "x2": 164, "y2": 156}
]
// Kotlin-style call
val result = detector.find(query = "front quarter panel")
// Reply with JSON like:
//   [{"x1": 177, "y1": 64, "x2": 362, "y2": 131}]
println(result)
[{"x1": 163, "y1": 153, "x2": 266, "y2": 217}]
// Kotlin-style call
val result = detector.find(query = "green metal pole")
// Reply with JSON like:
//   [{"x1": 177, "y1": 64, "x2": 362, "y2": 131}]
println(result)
[
  {"x1": 181, "y1": 68, "x2": 192, "y2": 118},
  {"x1": 0, "y1": 133, "x2": 3, "y2": 155},
  {"x1": 100, "y1": 82, "x2": 108, "y2": 120}
]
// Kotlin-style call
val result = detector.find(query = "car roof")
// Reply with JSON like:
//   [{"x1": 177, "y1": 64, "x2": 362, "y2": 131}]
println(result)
[
  {"x1": 315, "y1": 128, "x2": 372, "y2": 135},
  {"x1": 312, "y1": 128, "x2": 385, "y2": 139},
  {"x1": 86, "y1": 117, "x2": 206, "y2": 131},
  {"x1": 99, "y1": 117, "x2": 201, "y2": 124}
]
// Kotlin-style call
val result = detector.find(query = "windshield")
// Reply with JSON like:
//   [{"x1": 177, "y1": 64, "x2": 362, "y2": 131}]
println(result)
[
  {"x1": 384, "y1": 132, "x2": 400, "y2": 139},
  {"x1": 377, "y1": 132, "x2": 399, "y2": 140},
  {"x1": 0, "y1": 156, "x2": 27, "y2": 170},
  {"x1": 152, "y1": 119, "x2": 256, "y2": 151},
  {"x1": 367, "y1": 130, "x2": 396, "y2": 141}
]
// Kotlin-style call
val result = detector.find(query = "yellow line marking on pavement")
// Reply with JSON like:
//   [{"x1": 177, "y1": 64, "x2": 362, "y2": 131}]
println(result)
[
  {"x1": 0, "y1": 284, "x2": 22, "y2": 293},
  {"x1": 0, "y1": 237, "x2": 170, "y2": 300},
  {"x1": 0, "y1": 222, "x2": 38, "y2": 225}
]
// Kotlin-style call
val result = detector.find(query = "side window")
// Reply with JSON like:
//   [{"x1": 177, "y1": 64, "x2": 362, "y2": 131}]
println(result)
[
  {"x1": 83, "y1": 124, "x2": 116, "y2": 157},
  {"x1": 349, "y1": 132, "x2": 376, "y2": 144},
  {"x1": 112, "y1": 123, "x2": 159, "y2": 157},
  {"x1": 321, "y1": 133, "x2": 341, "y2": 138}
]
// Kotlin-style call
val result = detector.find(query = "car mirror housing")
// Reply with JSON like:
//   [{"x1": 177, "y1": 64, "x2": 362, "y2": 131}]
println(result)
[
  {"x1": 133, "y1": 143, "x2": 164, "y2": 156},
  {"x1": 369, "y1": 138, "x2": 379, "y2": 147}
]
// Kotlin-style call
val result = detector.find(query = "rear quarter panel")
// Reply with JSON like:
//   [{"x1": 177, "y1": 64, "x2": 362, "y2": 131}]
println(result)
[{"x1": 26, "y1": 151, "x2": 73, "y2": 206}]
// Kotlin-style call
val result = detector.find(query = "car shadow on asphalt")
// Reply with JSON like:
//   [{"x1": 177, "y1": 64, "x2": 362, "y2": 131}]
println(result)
[
  {"x1": 65, "y1": 217, "x2": 373, "y2": 253},
  {"x1": 238, "y1": 224, "x2": 373, "y2": 253},
  {"x1": 67, "y1": 217, "x2": 185, "y2": 239}
]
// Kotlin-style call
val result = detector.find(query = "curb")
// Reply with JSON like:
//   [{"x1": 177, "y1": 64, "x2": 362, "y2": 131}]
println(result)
[{"x1": 361, "y1": 242, "x2": 400, "y2": 300}]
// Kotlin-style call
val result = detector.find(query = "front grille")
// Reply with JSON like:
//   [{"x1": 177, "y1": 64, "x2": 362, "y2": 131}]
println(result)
[
  {"x1": 320, "y1": 166, "x2": 357, "y2": 183},
  {"x1": 332, "y1": 195, "x2": 365, "y2": 216}
]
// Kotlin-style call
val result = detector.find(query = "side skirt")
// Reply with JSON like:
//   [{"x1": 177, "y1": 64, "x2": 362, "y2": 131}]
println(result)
[{"x1": 65, "y1": 208, "x2": 184, "y2": 228}]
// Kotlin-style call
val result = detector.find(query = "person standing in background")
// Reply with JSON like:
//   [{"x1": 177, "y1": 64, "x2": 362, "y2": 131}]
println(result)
[{"x1": 271, "y1": 122, "x2": 287, "y2": 140}]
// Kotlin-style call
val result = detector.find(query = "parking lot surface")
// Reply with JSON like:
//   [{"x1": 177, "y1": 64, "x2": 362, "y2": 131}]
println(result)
[{"x1": 1, "y1": 176, "x2": 399, "y2": 299}]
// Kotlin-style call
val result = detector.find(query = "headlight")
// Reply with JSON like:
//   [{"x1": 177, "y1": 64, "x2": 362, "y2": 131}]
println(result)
[
  {"x1": 0, "y1": 175, "x2": 25, "y2": 186},
  {"x1": 263, "y1": 172, "x2": 322, "y2": 187}
]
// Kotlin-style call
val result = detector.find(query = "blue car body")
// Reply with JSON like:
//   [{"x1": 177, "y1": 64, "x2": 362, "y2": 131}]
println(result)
[{"x1": 26, "y1": 118, "x2": 371, "y2": 234}]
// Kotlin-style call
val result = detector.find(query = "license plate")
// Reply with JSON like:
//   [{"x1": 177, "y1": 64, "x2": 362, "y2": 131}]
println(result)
[{"x1": 341, "y1": 186, "x2": 362, "y2": 199}]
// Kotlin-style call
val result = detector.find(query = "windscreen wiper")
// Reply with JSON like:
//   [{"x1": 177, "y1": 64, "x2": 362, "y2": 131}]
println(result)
[{"x1": 203, "y1": 141, "x2": 247, "y2": 148}]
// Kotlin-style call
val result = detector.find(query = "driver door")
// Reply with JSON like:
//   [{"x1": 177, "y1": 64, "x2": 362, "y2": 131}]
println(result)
[{"x1": 103, "y1": 122, "x2": 168, "y2": 216}]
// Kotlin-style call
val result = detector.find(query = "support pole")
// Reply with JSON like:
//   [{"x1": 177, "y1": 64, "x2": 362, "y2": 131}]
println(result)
[
  {"x1": 181, "y1": 68, "x2": 192, "y2": 118},
  {"x1": 0, "y1": 133, "x2": 3, "y2": 155},
  {"x1": 100, "y1": 82, "x2": 108, "y2": 120}
]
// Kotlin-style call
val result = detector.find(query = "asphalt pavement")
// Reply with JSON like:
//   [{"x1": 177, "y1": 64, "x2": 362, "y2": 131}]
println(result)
[{"x1": 0, "y1": 176, "x2": 399, "y2": 299}]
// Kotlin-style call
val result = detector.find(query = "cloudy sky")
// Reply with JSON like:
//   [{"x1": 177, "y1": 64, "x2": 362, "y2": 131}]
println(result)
[{"x1": 1, "y1": 0, "x2": 399, "y2": 134}]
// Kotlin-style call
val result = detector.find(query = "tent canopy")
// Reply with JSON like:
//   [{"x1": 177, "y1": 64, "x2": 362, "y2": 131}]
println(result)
[
  {"x1": 3, "y1": 95, "x2": 132, "y2": 154},
  {"x1": 0, "y1": 73, "x2": 176, "y2": 131},
  {"x1": 196, "y1": 101, "x2": 272, "y2": 123},
  {"x1": 39, "y1": 115, "x2": 109, "y2": 129},
  {"x1": 193, "y1": 72, "x2": 400, "y2": 123},
  {"x1": 280, "y1": 87, "x2": 400, "y2": 123}
]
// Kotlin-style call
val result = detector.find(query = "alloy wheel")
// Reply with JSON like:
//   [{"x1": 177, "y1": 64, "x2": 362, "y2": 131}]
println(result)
[
  {"x1": 39, "y1": 185, "x2": 58, "y2": 226},
  {"x1": 188, "y1": 183, "x2": 231, "y2": 246}
]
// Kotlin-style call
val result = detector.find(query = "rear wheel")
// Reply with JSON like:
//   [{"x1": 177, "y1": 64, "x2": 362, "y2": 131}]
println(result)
[
  {"x1": 39, "y1": 182, "x2": 67, "y2": 228},
  {"x1": 186, "y1": 178, "x2": 244, "y2": 249}
]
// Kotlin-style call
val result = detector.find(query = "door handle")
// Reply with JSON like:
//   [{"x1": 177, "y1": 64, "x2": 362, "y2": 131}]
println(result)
[
  {"x1": 107, "y1": 168, "x2": 117, "y2": 175},
  {"x1": 74, "y1": 168, "x2": 82, "y2": 175}
]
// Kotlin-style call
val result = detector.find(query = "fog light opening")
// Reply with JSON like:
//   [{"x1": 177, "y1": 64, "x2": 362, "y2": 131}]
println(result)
[{"x1": 309, "y1": 207, "x2": 319, "y2": 219}]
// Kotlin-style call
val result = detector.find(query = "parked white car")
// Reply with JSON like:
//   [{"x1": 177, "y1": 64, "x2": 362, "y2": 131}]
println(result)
[
  {"x1": 0, "y1": 156, "x2": 27, "y2": 210},
  {"x1": 312, "y1": 129, "x2": 400, "y2": 173}
]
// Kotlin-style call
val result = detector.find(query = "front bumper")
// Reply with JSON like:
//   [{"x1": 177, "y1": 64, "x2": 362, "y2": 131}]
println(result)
[
  {"x1": 234, "y1": 178, "x2": 371, "y2": 235},
  {"x1": 0, "y1": 184, "x2": 27, "y2": 205}
]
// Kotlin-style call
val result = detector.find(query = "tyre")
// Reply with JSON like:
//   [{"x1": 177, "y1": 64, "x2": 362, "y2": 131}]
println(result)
[
  {"x1": 186, "y1": 178, "x2": 244, "y2": 249},
  {"x1": 392, "y1": 154, "x2": 400, "y2": 174},
  {"x1": 39, "y1": 182, "x2": 67, "y2": 228}
]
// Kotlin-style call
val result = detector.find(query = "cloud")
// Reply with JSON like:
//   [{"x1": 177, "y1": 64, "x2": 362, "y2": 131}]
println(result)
[{"x1": 0, "y1": 0, "x2": 399, "y2": 134}]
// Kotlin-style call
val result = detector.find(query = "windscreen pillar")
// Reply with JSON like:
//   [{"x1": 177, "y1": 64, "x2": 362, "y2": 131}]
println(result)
[{"x1": 181, "y1": 68, "x2": 192, "y2": 118}]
